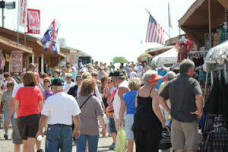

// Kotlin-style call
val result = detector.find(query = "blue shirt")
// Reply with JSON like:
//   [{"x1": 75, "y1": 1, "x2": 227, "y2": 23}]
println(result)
[
  {"x1": 123, "y1": 90, "x2": 137, "y2": 114},
  {"x1": 155, "y1": 68, "x2": 167, "y2": 89}
]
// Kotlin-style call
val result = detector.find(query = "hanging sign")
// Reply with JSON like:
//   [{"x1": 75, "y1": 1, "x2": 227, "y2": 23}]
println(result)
[
  {"x1": 10, "y1": 51, "x2": 23, "y2": 73},
  {"x1": 27, "y1": 9, "x2": 40, "y2": 34}
]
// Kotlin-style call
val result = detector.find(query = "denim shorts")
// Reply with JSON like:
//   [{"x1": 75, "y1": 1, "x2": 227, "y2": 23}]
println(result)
[{"x1": 124, "y1": 114, "x2": 134, "y2": 140}]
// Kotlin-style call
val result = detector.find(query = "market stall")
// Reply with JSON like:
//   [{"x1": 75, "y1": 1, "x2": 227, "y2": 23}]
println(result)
[{"x1": 151, "y1": 47, "x2": 177, "y2": 67}]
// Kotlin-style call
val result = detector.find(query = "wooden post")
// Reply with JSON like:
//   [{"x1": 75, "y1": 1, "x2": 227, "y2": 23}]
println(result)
[
  {"x1": 32, "y1": 53, "x2": 34, "y2": 64},
  {"x1": 41, "y1": 54, "x2": 44, "y2": 73},
  {"x1": 208, "y1": 0, "x2": 212, "y2": 48}
]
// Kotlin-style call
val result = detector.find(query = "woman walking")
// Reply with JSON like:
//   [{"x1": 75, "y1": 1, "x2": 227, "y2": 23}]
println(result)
[
  {"x1": 76, "y1": 78, "x2": 106, "y2": 152},
  {"x1": 119, "y1": 77, "x2": 141, "y2": 152},
  {"x1": 132, "y1": 70, "x2": 166, "y2": 152},
  {"x1": 14, "y1": 72, "x2": 43, "y2": 152}
]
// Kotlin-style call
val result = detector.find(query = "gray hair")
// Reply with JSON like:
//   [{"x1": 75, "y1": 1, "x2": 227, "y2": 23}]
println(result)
[
  {"x1": 165, "y1": 71, "x2": 176, "y2": 81},
  {"x1": 142, "y1": 70, "x2": 157, "y2": 85},
  {"x1": 179, "y1": 59, "x2": 195, "y2": 74}
]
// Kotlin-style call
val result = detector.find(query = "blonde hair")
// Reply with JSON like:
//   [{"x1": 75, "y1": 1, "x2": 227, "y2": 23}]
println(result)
[
  {"x1": 79, "y1": 78, "x2": 96, "y2": 96},
  {"x1": 81, "y1": 72, "x2": 92, "y2": 80},
  {"x1": 128, "y1": 77, "x2": 141, "y2": 91}
]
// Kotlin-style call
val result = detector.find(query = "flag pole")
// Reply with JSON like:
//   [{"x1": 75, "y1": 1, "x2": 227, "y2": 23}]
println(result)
[
  {"x1": 17, "y1": 0, "x2": 20, "y2": 43},
  {"x1": 145, "y1": 9, "x2": 170, "y2": 41}
]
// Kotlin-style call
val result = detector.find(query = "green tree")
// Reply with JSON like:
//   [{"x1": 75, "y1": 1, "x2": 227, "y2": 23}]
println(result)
[{"x1": 112, "y1": 56, "x2": 128, "y2": 64}]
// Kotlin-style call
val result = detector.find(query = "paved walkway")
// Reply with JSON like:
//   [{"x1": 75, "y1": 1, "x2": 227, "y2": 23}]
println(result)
[{"x1": 0, "y1": 128, "x2": 115, "y2": 152}]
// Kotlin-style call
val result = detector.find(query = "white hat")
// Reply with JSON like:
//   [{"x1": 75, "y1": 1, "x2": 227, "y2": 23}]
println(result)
[{"x1": 65, "y1": 73, "x2": 72, "y2": 78}]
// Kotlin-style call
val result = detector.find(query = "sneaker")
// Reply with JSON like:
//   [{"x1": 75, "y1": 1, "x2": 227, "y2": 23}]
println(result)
[
  {"x1": 37, "y1": 149, "x2": 44, "y2": 152},
  {"x1": 4, "y1": 134, "x2": 8, "y2": 140},
  {"x1": 109, "y1": 143, "x2": 115, "y2": 150}
]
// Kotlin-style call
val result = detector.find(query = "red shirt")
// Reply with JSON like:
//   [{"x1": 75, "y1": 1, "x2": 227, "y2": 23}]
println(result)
[{"x1": 14, "y1": 87, "x2": 43, "y2": 117}]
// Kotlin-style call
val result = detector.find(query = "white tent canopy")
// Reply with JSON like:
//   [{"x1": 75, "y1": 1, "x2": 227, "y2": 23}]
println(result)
[
  {"x1": 151, "y1": 47, "x2": 178, "y2": 67},
  {"x1": 204, "y1": 40, "x2": 228, "y2": 72}
]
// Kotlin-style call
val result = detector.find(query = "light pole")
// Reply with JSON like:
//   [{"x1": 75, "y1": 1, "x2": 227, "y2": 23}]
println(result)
[{"x1": 0, "y1": 0, "x2": 16, "y2": 27}]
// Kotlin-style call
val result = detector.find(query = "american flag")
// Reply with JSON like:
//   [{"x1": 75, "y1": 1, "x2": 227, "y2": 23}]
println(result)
[
  {"x1": 145, "y1": 14, "x2": 164, "y2": 44},
  {"x1": 41, "y1": 19, "x2": 60, "y2": 53}
]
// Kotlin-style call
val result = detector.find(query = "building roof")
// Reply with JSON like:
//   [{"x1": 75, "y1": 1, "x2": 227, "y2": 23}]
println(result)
[{"x1": 179, "y1": 0, "x2": 225, "y2": 47}]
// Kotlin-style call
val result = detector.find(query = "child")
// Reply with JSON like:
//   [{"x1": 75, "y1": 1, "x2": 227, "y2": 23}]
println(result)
[{"x1": 1, "y1": 82, "x2": 14, "y2": 139}]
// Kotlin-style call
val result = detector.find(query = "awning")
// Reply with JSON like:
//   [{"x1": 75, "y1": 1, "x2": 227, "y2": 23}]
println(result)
[
  {"x1": 0, "y1": 36, "x2": 32, "y2": 54},
  {"x1": 179, "y1": 0, "x2": 226, "y2": 47},
  {"x1": 146, "y1": 46, "x2": 174, "y2": 56}
]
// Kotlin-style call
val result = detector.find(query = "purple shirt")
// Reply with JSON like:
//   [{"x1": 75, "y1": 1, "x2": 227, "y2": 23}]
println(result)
[{"x1": 44, "y1": 90, "x2": 53, "y2": 100}]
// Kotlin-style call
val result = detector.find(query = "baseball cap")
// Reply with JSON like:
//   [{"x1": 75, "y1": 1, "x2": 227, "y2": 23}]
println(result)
[{"x1": 51, "y1": 78, "x2": 64, "y2": 86}]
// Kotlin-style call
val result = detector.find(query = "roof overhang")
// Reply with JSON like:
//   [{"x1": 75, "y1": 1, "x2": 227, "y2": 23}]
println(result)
[
  {"x1": 0, "y1": 36, "x2": 32, "y2": 54},
  {"x1": 146, "y1": 46, "x2": 174, "y2": 56},
  {"x1": 0, "y1": 27, "x2": 65, "y2": 58},
  {"x1": 218, "y1": 0, "x2": 228, "y2": 9}
]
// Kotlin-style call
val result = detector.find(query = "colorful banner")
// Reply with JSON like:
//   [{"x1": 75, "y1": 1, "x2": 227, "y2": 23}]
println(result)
[
  {"x1": 27, "y1": 9, "x2": 40, "y2": 34},
  {"x1": 9, "y1": 51, "x2": 23, "y2": 73},
  {"x1": 18, "y1": 0, "x2": 27, "y2": 27}
]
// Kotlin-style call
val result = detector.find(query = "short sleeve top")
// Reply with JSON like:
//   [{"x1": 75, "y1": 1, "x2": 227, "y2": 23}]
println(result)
[{"x1": 14, "y1": 87, "x2": 43, "y2": 117}]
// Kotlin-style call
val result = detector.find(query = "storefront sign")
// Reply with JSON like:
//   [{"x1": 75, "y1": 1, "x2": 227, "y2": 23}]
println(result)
[
  {"x1": 10, "y1": 51, "x2": 23, "y2": 73},
  {"x1": 27, "y1": 9, "x2": 40, "y2": 34}
]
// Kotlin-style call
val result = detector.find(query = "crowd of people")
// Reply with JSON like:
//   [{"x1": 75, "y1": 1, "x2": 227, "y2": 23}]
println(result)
[{"x1": 0, "y1": 59, "x2": 204, "y2": 152}]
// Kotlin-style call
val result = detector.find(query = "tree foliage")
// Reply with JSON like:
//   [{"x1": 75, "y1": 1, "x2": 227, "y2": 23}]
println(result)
[{"x1": 112, "y1": 56, "x2": 128, "y2": 64}]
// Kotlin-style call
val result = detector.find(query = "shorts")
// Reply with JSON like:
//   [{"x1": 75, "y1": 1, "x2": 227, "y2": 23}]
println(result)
[
  {"x1": 171, "y1": 119, "x2": 200, "y2": 151},
  {"x1": 3, "y1": 110, "x2": 14, "y2": 125},
  {"x1": 17, "y1": 114, "x2": 40, "y2": 140},
  {"x1": 108, "y1": 118, "x2": 117, "y2": 133},
  {"x1": 12, "y1": 119, "x2": 22, "y2": 144},
  {"x1": 124, "y1": 114, "x2": 134, "y2": 140}
]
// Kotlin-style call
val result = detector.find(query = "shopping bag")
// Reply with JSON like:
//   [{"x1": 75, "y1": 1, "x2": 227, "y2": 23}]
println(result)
[
  {"x1": 115, "y1": 127, "x2": 128, "y2": 152},
  {"x1": 159, "y1": 127, "x2": 172, "y2": 150}
]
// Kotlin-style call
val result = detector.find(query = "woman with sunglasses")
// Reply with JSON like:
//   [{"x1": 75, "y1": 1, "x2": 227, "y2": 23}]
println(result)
[{"x1": 43, "y1": 78, "x2": 53, "y2": 100}]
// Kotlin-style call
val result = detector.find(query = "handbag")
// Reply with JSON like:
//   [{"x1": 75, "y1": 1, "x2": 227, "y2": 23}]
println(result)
[{"x1": 159, "y1": 127, "x2": 172, "y2": 150}]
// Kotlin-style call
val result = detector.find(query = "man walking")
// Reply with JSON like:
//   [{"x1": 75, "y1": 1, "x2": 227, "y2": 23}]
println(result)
[
  {"x1": 159, "y1": 59, "x2": 203, "y2": 152},
  {"x1": 36, "y1": 78, "x2": 81, "y2": 152}
]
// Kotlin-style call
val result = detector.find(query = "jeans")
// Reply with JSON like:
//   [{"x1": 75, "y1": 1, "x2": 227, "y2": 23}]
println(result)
[
  {"x1": 3, "y1": 110, "x2": 14, "y2": 126},
  {"x1": 45, "y1": 125, "x2": 72, "y2": 152},
  {"x1": 77, "y1": 135, "x2": 99, "y2": 152}
]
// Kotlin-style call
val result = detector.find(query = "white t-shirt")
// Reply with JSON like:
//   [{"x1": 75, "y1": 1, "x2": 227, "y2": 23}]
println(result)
[
  {"x1": 64, "y1": 82, "x2": 75, "y2": 93},
  {"x1": 41, "y1": 92, "x2": 81, "y2": 125},
  {"x1": 12, "y1": 83, "x2": 24, "y2": 118},
  {"x1": 113, "y1": 80, "x2": 128, "y2": 119},
  {"x1": 129, "y1": 71, "x2": 137, "y2": 78}
]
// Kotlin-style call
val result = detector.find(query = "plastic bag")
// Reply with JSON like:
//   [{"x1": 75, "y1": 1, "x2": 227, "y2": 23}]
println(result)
[{"x1": 115, "y1": 127, "x2": 128, "y2": 152}]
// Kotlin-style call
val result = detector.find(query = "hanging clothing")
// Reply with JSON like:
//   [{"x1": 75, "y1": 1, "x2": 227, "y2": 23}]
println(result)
[{"x1": 201, "y1": 115, "x2": 228, "y2": 152}]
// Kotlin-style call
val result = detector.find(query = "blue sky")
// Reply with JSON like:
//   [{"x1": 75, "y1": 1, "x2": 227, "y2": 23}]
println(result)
[{"x1": 4, "y1": 0, "x2": 195, "y2": 63}]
